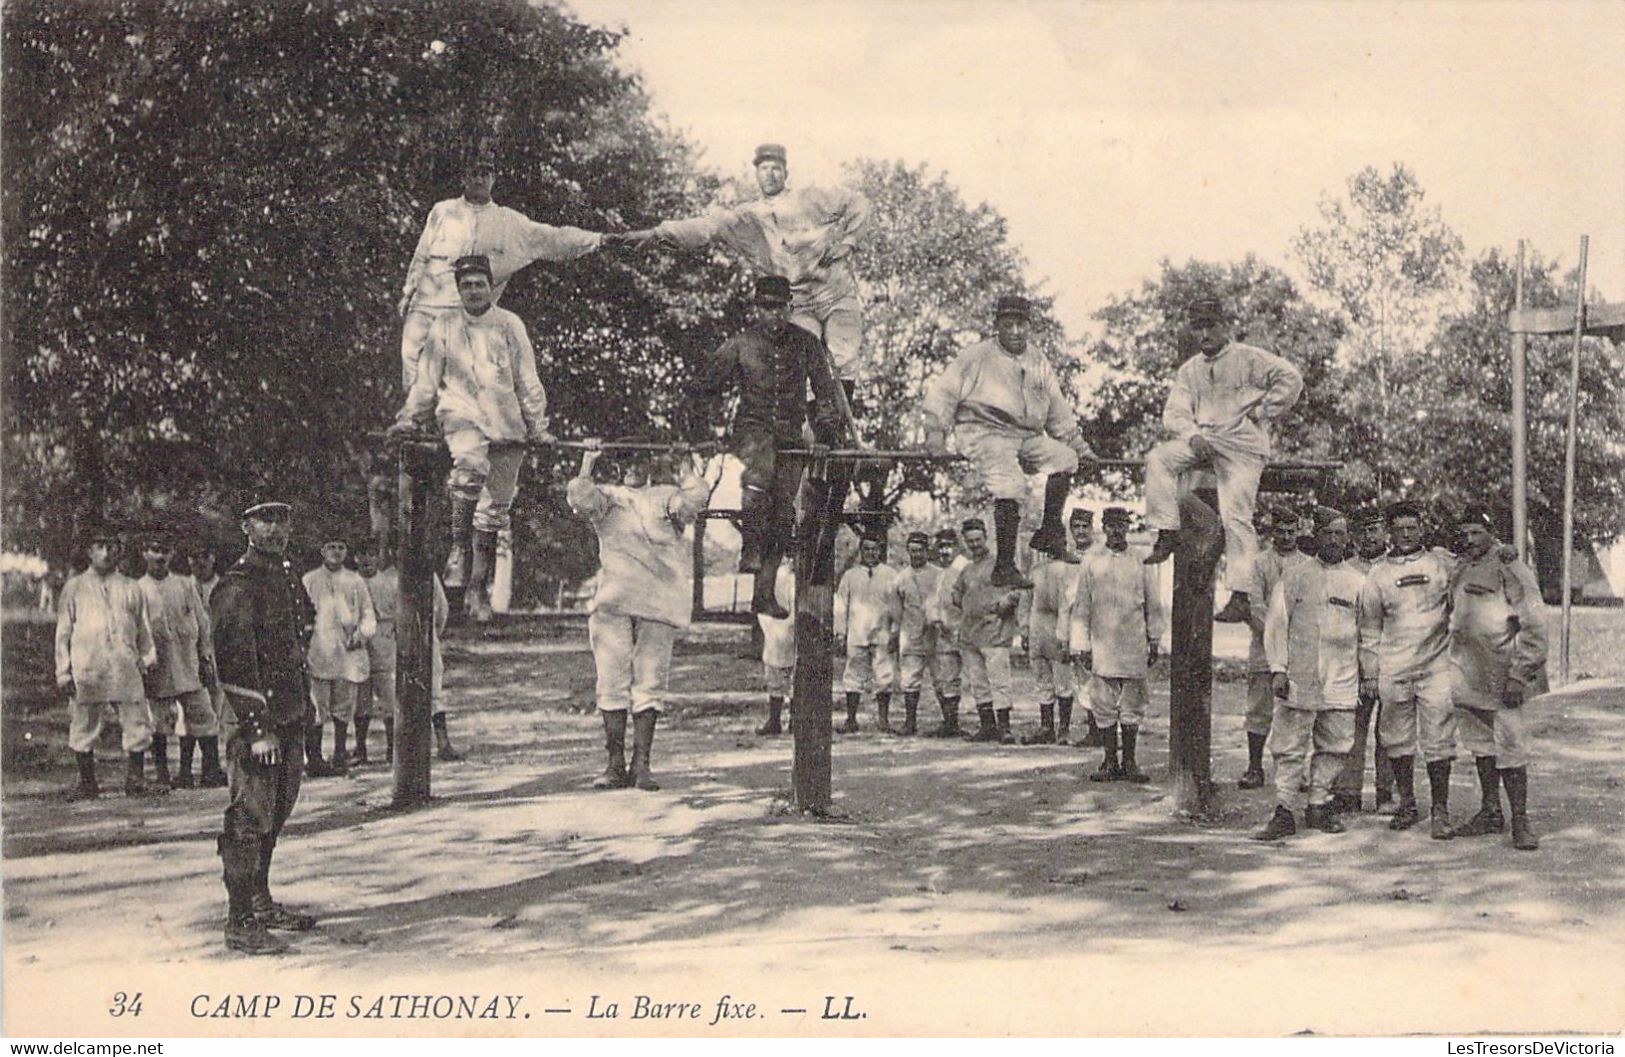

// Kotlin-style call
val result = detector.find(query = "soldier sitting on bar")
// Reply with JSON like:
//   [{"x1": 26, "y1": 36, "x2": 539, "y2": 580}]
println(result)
[{"x1": 693, "y1": 275, "x2": 847, "y2": 619}]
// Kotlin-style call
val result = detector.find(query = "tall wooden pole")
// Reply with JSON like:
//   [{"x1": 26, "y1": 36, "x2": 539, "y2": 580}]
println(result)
[
  {"x1": 1559, "y1": 235, "x2": 1589, "y2": 685},
  {"x1": 792, "y1": 454, "x2": 852, "y2": 816},
  {"x1": 393, "y1": 439, "x2": 446, "y2": 808},
  {"x1": 1168, "y1": 488, "x2": 1225, "y2": 817},
  {"x1": 1511, "y1": 239, "x2": 1529, "y2": 563}
]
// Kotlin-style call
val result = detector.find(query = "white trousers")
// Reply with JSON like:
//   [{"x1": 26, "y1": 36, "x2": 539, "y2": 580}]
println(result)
[
  {"x1": 589, "y1": 611, "x2": 677, "y2": 714},
  {"x1": 1144, "y1": 435, "x2": 1263, "y2": 592}
]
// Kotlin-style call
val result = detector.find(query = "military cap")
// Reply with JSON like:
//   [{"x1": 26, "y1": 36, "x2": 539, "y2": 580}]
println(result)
[
  {"x1": 140, "y1": 526, "x2": 176, "y2": 551},
  {"x1": 1102, "y1": 506, "x2": 1133, "y2": 526},
  {"x1": 82, "y1": 522, "x2": 124, "y2": 545},
  {"x1": 960, "y1": 517, "x2": 987, "y2": 534},
  {"x1": 1311, "y1": 505, "x2": 1347, "y2": 533},
  {"x1": 1454, "y1": 504, "x2": 1495, "y2": 529},
  {"x1": 1186, "y1": 298, "x2": 1227, "y2": 324},
  {"x1": 453, "y1": 254, "x2": 493, "y2": 282},
  {"x1": 753, "y1": 143, "x2": 787, "y2": 166},
  {"x1": 352, "y1": 537, "x2": 381, "y2": 557},
  {"x1": 935, "y1": 526, "x2": 959, "y2": 541},
  {"x1": 995, "y1": 294, "x2": 1031, "y2": 320},
  {"x1": 753, "y1": 275, "x2": 793, "y2": 305},
  {"x1": 907, "y1": 531, "x2": 931, "y2": 545},
  {"x1": 1385, "y1": 499, "x2": 1424, "y2": 523},
  {"x1": 317, "y1": 525, "x2": 354, "y2": 547},
  {"x1": 1351, "y1": 506, "x2": 1385, "y2": 528},
  {"x1": 241, "y1": 497, "x2": 291, "y2": 519},
  {"x1": 1068, "y1": 508, "x2": 1095, "y2": 525}
]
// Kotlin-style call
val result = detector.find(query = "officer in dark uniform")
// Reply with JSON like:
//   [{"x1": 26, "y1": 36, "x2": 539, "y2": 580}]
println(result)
[
  {"x1": 694, "y1": 274, "x2": 848, "y2": 618},
  {"x1": 209, "y1": 497, "x2": 318, "y2": 955}
]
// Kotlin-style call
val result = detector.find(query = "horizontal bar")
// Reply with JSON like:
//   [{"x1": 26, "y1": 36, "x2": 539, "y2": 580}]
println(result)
[{"x1": 1509, "y1": 301, "x2": 1624, "y2": 335}]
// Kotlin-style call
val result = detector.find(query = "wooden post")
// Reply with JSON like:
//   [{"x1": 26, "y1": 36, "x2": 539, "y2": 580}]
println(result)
[
  {"x1": 1511, "y1": 239, "x2": 1529, "y2": 563},
  {"x1": 393, "y1": 439, "x2": 447, "y2": 808},
  {"x1": 1168, "y1": 487, "x2": 1225, "y2": 817},
  {"x1": 1559, "y1": 235, "x2": 1589, "y2": 685},
  {"x1": 791, "y1": 454, "x2": 850, "y2": 815}
]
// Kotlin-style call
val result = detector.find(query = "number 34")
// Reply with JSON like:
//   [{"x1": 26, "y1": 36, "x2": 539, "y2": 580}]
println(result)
[{"x1": 109, "y1": 992, "x2": 143, "y2": 1017}]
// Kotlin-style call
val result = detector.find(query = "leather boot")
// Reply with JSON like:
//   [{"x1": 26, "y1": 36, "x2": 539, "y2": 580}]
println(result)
[
  {"x1": 1055, "y1": 695, "x2": 1074, "y2": 744},
  {"x1": 1026, "y1": 473, "x2": 1078, "y2": 562},
  {"x1": 1022, "y1": 702, "x2": 1056, "y2": 744},
  {"x1": 252, "y1": 837, "x2": 315, "y2": 931},
  {"x1": 757, "y1": 696, "x2": 784, "y2": 737},
  {"x1": 466, "y1": 528, "x2": 498, "y2": 623},
  {"x1": 1238, "y1": 731, "x2": 1267, "y2": 789},
  {"x1": 901, "y1": 692, "x2": 919, "y2": 735},
  {"x1": 126, "y1": 750, "x2": 166, "y2": 797},
  {"x1": 1502, "y1": 766, "x2": 1538, "y2": 850},
  {"x1": 1214, "y1": 592, "x2": 1252, "y2": 624},
  {"x1": 304, "y1": 723, "x2": 334, "y2": 778},
  {"x1": 175, "y1": 735, "x2": 197, "y2": 789},
  {"x1": 838, "y1": 692, "x2": 860, "y2": 734},
  {"x1": 1078, "y1": 708, "x2": 1103, "y2": 748},
  {"x1": 927, "y1": 696, "x2": 961, "y2": 737},
  {"x1": 69, "y1": 751, "x2": 100, "y2": 800},
  {"x1": 444, "y1": 494, "x2": 478, "y2": 589},
  {"x1": 995, "y1": 707, "x2": 1016, "y2": 745},
  {"x1": 736, "y1": 486, "x2": 768, "y2": 575},
  {"x1": 220, "y1": 835, "x2": 286, "y2": 955},
  {"x1": 151, "y1": 733, "x2": 173, "y2": 788},
  {"x1": 990, "y1": 499, "x2": 1032, "y2": 589},
  {"x1": 1253, "y1": 805, "x2": 1297, "y2": 841},
  {"x1": 1119, "y1": 723, "x2": 1150, "y2": 782},
  {"x1": 433, "y1": 711, "x2": 463, "y2": 761},
  {"x1": 1374, "y1": 723, "x2": 1395, "y2": 808},
  {"x1": 750, "y1": 554, "x2": 789, "y2": 619},
  {"x1": 1388, "y1": 755, "x2": 1420, "y2": 830},
  {"x1": 1143, "y1": 529, "x2": 1179, "y2": 565},
  {"x1": 352, "y1": 715, "x2": 371, "y2": 766},
  {"x1": 967, "y1": 702, "x2": 1001, "y2": 743},
  {"x1": 383, "y1": 717, "x2": 395, "y2": 764},
  {"x1": 1427, "y1": 758, "x2": 1453, "y2": 839},
  {"x1": 1090, "y1": 725, "x2": 1122, "y2": 782},
  {"x1": 1305, "y1": 803, "x2": 1346, "y2": 833},
  {"x1": 331, "y1": 720, "x2": 351, "y2": 776},
  {"x1": 629, "y1": 709, "x2": 660, "y2": 791},
  {"x1": 199, "y1": 736, "x2": 226, "y2": 787},
  {"x1": 1451, "y1": 755, "x2": 1505, "y2": 837},
  {"x1": 876, "y1": 692, "x2": 896, "y2": 734},
  {"x1": 592, "y1": 710, "x2": 630, "y2": 788}
]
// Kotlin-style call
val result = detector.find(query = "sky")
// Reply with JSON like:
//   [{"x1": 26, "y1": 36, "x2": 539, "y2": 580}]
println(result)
[{"x1": 564, "y1": 0, "x2": 1625, "y2": 338}]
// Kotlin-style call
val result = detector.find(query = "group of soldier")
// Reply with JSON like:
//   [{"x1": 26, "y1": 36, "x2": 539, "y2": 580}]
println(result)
[{"x1": 46, "y1": 139, "x2": 1550, "y2": 958}]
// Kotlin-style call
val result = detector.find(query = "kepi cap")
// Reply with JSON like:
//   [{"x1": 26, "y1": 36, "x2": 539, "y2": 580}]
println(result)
[
  {"x1": 753, "y1": 275, "x2": 792, "y2": 305},
  {"x1": 453, "y1": 254, "x2": 493, "y2": 282},
  {"x1": 753, "y1": 143, "x2": 787, "y2": 166},
  {"x1": 995, "y1": 294, "x2": 1030, "y2": 320}
]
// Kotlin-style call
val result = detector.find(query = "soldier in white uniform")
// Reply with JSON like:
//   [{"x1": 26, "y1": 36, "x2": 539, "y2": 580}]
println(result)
[
  {"x1": 1358, "y1": 500, "x2": 1459, "y2": 837},
  {"x1": 891, "y1": 532, "x2": 941, "y2": 737},
  {"x1": 55, "y1": 525, "x2": 160, "y2": 798},
  {"x1": 1447, "y1": 506, "x2": 1547, "y2": 851},
  {"x1": 1331, "y1": 506, "x2": 1396, "y2": 814},
  {"x1": 569, "y1": 442, "x2": 712, "y2": 790},
  {"x1": 756, "y1": 559, "x2": 797, "y2": 737},
  {"x1": 1070, "y1": 508, "x2": 1165, "y2": 783},
  {"x1": 136, "y1": 530, "x2": 223, "y2": 789},
  {"x1": 923, "y1": 528, "x2": 968, "y2": 737},
  {"x1": 836, "y1": 534, "x2": 900, "y2": 734},
  {"x1": 302, "y1": 530, "x2": 376, "y2": 777},
  {"x1": 1142, "y1": 298, "x2": 1304, "y2": 624},
  {"x1": 923, "y1": 296, "x2": 1094, "y2": 587},
  {"x1": 1058, "y1": 508, "x2": 1104, "y2": 747},
  {"x1": 1023, "y1": 526, "x2": 1077, "y2": 745},
  {"x1": 622, "y1": 143, "x2": 870, "y2": 384},
  {"x1": 943, "y1": 519, "x2": 1025, "y2": 744},
  {"x1": 1254, "y1": 507, "x2": 1363, "y2": 840},
  {"x1": 1238, "y1": 507, "x2": 1314, "y2": 789}
]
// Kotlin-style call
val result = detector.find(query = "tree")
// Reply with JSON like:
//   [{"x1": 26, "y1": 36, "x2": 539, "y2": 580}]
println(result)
[{"x1": 1292, "y1": 164, "x2": 1465, "y2": 493}]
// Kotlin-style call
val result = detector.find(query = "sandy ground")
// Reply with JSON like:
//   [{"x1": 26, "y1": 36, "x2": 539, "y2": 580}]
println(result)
[{"x1": 2, "y1": 621, "x2": 1623, "y2": 1038}]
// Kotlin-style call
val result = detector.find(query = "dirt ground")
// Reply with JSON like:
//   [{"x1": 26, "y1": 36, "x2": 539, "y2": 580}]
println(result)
[{"x1": 2, "y1": 618, "x2": 1623, "y2": 1038}]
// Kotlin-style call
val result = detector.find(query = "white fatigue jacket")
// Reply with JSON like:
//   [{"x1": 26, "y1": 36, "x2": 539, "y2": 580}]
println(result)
[
  {"x1": 1449, "y1": 550, "x2": 1548, "y2": 710},
  {"x1": 1247, "y1": 548, "x2": 1313, "y2": 671},
  {"x1": 1265, "y1": 558, "x2": 1365, "y2": 710},
  {"x1": 926, "y1": 555, "x2": 969, "y2": 630},
  {"x1": 1028, "y1": 557, "x2": 1077, "y2": 661},
  {"x1": 1162, "y1": 341, "x2": 1303, "y2": 459},
  {"x1": 303, "y1": 566, "x2": 376, "y2": 683},
  {"x1": 922, "y1": 340, "x2": 1082, "y2": 442},
  {"x1": 1358, "y1": 548, "x2": 1456, "y2": 682},
  {"x1": 398, "y1": 306, "x2": 547, "y2": 443},
  {"x1": 402, "y1": 197, "x2": 601, "y2": 313},
  {"x1": 836, "y1": 563, "x2": 899, "y2": 646},
  {"x1": 567, "y1": 472, "x2": 710, "y2": 629},
  {"x1": 759, "y1": 565, "x2": 798, "y2": 669},
  {"x1": 945, "y1": 558, "x2": 1021, "y2": 650},
  {"x1": 55, "y1": 571, "x2": 156, "y2": 703},
  {"x1": 891, "y1": 565, "x2": 940, "y2": 657},
  {"x1": 361, "y1": 567, "x2": 399, "y2": 672},
  {"x1": 137, "y1": 573, "x2": 214, "y2": 697},
  {"x1": 1068, "y1": 548, "x2": 1165, "y2": 679},
  {"x1": 655, "y1": 185, "x2": 869, "y2": 314}
]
